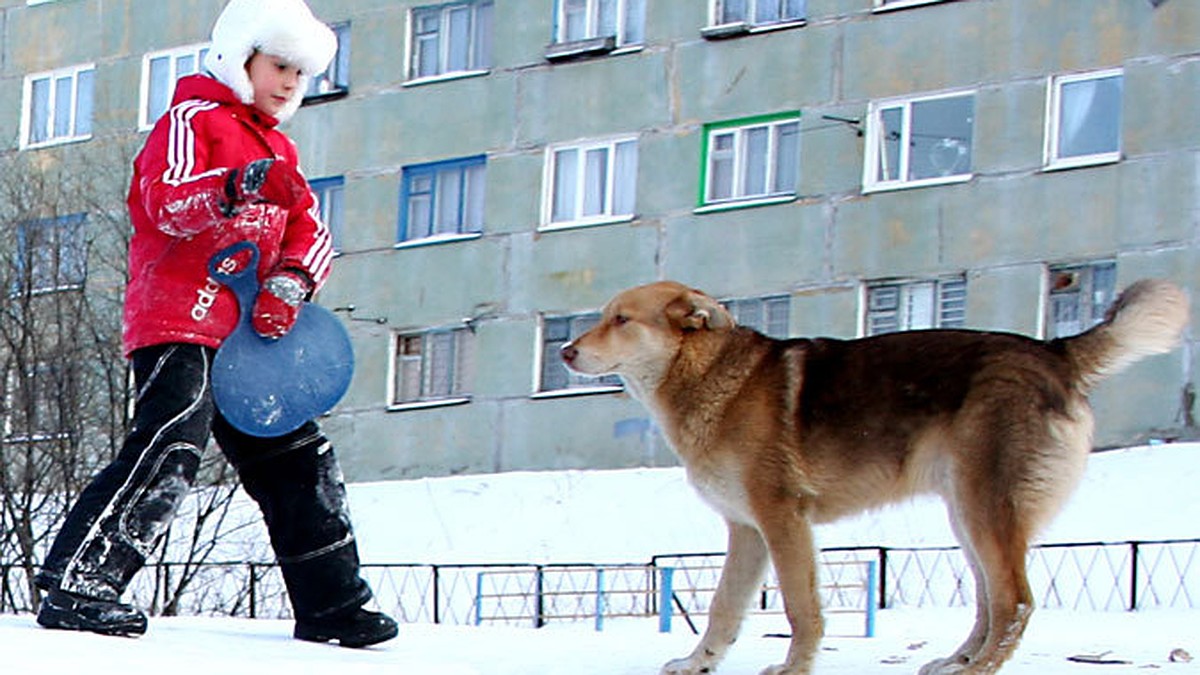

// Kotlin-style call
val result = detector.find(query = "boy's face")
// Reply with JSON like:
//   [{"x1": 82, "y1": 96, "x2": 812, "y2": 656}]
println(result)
[{"x1": 245, "y1": 51, "x2": 303, "y2": 118}]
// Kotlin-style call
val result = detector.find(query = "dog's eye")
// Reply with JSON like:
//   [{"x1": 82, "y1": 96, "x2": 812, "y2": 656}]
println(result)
[{"x1": 613, "y1": 314, "x2": 629, "y2": 326}]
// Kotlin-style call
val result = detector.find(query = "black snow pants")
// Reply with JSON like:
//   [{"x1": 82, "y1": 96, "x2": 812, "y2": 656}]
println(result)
[{"x1": 37, "y1": 343, "x2": 372, "y2": 621}]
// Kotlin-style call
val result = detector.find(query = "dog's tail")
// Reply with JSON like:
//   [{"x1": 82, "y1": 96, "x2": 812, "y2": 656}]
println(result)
[{"x1": 1063, "y1": 278, "x2": 1189, "y2": 391}]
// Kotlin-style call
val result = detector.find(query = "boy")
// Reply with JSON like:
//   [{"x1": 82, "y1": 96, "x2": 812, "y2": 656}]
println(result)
[{"x1": 35, "y1": 0, "x2": 398, "y2": 649}]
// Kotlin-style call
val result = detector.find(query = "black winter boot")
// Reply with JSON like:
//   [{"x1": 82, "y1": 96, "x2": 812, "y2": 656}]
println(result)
[
  {"x1": 36, "y1": 589, "x2": 148, "y2": 637},
  {"x1": 293, "y1": 607, "x2": 398, "y2": 648}
]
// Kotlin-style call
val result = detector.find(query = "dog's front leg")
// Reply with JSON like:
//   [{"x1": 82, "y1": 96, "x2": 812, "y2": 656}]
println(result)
[
  {"x1": 756, "y1": 508, "x2": 822, "y2": 675},
  {"x1": 661, "y1": 521, "x2": 768, "y2": 675}
]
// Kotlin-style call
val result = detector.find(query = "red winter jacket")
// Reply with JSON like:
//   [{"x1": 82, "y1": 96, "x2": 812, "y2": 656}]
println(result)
[{"x1": 124, "y1": 74, "x2": 333, "y2": 356}]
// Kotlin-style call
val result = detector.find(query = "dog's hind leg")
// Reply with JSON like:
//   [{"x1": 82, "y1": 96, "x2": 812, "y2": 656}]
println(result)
[
  {"x1": 662, "y1": 521, "x2": 769, "y2": 675},
  {"x1": 918, "y1": 499, "x2": 992, "y2": 675}
]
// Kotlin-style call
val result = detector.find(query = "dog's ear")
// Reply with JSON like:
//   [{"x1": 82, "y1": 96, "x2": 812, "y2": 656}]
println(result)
[{"x1": 667, "y1": 289, "x2": 733, "y2": 331}]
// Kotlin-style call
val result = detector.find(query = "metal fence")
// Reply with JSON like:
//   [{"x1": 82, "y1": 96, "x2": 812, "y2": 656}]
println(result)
[{"x1": 3, "y1": 538, "x2": 1197, "y2": 626}]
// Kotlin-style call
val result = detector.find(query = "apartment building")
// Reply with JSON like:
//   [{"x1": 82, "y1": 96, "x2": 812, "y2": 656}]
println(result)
[{"x1": 1, "y1": 0, "x2": 1196, "y2": 481}]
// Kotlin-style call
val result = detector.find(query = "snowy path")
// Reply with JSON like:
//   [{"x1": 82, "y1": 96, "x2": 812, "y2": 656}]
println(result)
[{"x1": 4, "y1": 608, "x2": 1194, "y2": 674}]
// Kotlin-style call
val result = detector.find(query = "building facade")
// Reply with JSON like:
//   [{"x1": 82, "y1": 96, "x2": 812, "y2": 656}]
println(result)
[{"x1": 1, "y1": 0, "x2": 1197, "y2": 481}]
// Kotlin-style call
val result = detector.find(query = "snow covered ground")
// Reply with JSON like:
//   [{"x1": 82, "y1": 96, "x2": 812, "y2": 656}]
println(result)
[{"x1": 4, "y1": 442, "x2": 1198, "y2": 673}]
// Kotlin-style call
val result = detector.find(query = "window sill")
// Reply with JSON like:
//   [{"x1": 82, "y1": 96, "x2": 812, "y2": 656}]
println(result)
[
  {"x1": 701, "y1": 19, "x2": 806, "y2": 40},
  {"x1": 538, "y1": 214, "x2": 635, "y2": 233},
  {"x1": 862, "y1": 173, "x2": 972, "y2": 195},
  {"x1": 531, "y1": 385, "x2": 623, "y2": 400},
  {"x1": 395, "y1": 232, "x2": 483, "y2": 250},
  {"x1": 20, "y1": 134, "x2": 92, "y2": 151},
  {"x1": 387, "y1": 397, "x2": 471, "y2": 412},
  {"x1": 403, "y1": 69, "x2": 490, "y2": 88},
  {"x1": 694, "y1": 194, "x2": 796, "y2": 214},
  {"x1": 1041, "y1": 153, "x2": 1121, "y2": 173},
  {"x1": 302, "y1": 88, "x2": 350, "y2": 106},
  {"x1": 545, "y1": 35, "x2": 616, "y2": 61},
  {"x1": 872, "y1": 0, "x2": 957, "y2": 13}
]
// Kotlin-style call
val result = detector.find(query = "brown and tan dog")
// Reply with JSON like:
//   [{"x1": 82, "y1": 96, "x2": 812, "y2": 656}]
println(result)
[{"x1": 561, "y1": 279, "x2": 1188, "y2": 675}]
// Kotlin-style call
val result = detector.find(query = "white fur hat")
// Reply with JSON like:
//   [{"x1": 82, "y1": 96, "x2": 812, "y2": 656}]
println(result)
[{"x1": 203, "y1": 0, "x2": 337, "y2": 122}]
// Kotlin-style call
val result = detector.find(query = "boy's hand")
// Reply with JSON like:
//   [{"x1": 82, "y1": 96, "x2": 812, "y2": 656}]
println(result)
[
  {"x1": 226, "y1": 158, "x2": 307, "y2": 212},
  {"x1": 252, "y1": 270, "x2": 310, "y2": 339}
]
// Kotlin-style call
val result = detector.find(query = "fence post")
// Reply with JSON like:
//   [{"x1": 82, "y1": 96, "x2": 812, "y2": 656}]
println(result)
[
  {"x1": 595, "y1": 568, "x2": 605, "y2": 632},
  {"x1": 474, "y1": 571, "x2": 484, "y2": 626},
  {"x1": 878, "y1": 548, "x2": 888, "y2": 610},
  {"x1": 658, "y1": 567, "x2": 674, "y2": 633},
  {"x1": 535, "y1": 565, "x2": 545, "y2": 629},
  {"x1": 248, "y1": 563, "x2": 257, "y2": 619},
  {"x1": 864, "y1": 561, "x2": 878, "y2": 638},
  {"x1": 1129, "y1": 541, "x2": 1140, "y2": 612},
  {"x1": 432, "y1": 565, "x2": 441, "y2": 624}
]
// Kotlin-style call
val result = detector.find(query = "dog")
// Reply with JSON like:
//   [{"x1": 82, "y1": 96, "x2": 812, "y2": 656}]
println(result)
[{"x1": 561, "y1": 279, "x2": 1188, "y2": 675}]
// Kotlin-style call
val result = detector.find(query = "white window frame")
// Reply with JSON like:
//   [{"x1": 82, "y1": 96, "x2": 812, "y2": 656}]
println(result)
[
  {"x1": 552, "y1": 0, "x2": 645, "y2": 49},
  {"x1": 139, "y1": 43, "x2": 210, "y2": 131},
  {"x1": 542, "y1": 136, "x2": 638, "y2": 230},
  {"x1": 862, "y1": 276, "x2": 966, "y2": 336},
  {"x1": 387, "y1": 327, "x2": 473, "y2": 410},
  {"x1": 722, "y1": 294, "x2": 791, "y2": 338},
  {"x1": 700, "y1": 114, "x2": 800, "y2": 210},
  {"x1": 16, "y1": 214, "x2": 88, "y2": 295},
  {"x1": 873, "y1": 0, "x2": 955, "y2": 12},
  {"x1": 407, "y1": 2, "x2": 493, "y2": 84},
  {"x1": 20, "y1": 63, "x2": 96, "y2": 150},
  {"x1": 1044, "y1": 261, "x2": 1117, "y2": 339},
  {"x1": 1043, "y1": 68, "x2": 1123, "y2": 172},
  {"x1": 863, "y1": 90, "x2": 975, "y2": 193},
  {"x1": 707, "y1": 0, "x2": 806, "y2": 32},
  {"x1": 534, "y1": 312, "x2": 623, "y2": 397}
]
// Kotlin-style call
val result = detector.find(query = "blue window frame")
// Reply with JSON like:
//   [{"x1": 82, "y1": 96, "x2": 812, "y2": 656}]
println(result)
[
  {"x1": 305, "y1": 22, "x2": 351, "y2": 100},
  {"x1": 309, "y1": 176, "x2": 345, "y2": 253},
  {"x1": 399, "y1": 156, "x2": 486, "y2": 243}
]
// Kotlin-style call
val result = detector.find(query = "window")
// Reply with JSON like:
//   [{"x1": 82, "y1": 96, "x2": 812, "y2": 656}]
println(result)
[
  {"x1": 409, "y1": 3, "x2": 492, "y2": 81},
  {"x1": 1044, "y1": 69, "x2": 1123, "y2": 170},
  {"x1": 865, "y1": 276, "x2": 966, "y2": 336},
  {"x1": 5, "y1": 362, "x2": 70, "y2": 442},
  {"x1": 310, "y1": 177, "x2": 345, "y2": 253},
  {"x1": 547, "y1": 0, "x2": 645, "y2": 59},
  {"x1": 544, "y1": 137, "x2": 637, "y2": 229},
  {"x1": 400, "y1": 156, "x2": 486, "y2": 243},
  {"x1": 390, "y1": 328, "x2": 473, "y2": 408},
  {"x1": 16, "y1": 214, "x2": 87, "y2": 294},
  {"x1": 723, "y1": 295, "x2": 790, "y2": 338},
  {"x1": 708, "y1": 0, "x2": 806, "y2": 32},
  {"x1": 140, "y1": 44, "x2": 209, "y2": 129},
  {"x1": 305, "y1": 22, "x2": 351, "y2": 99},
  {"x1": 1046, "y1": 261, "x2": 1116, "y2": 339},
  {"x1": 864, "y1": 91, "x2": 974, "y2": 192},
  {"x1": 538, "y1": 313, "x2": 622, "y2": 394},
  {"x1": 701, "y1": 113, "x2": 800, "y2": 208},
  {"x1": 21, "y1": 64, "x2": 95, "y2": 149}
]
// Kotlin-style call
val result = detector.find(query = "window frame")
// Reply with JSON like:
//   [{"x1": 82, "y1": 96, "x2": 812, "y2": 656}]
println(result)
[
  {"x1": 533, "y1": 312, "x2": 623, "y2": 397},
  {"x1": 406, "y1": 3, "x2": 492, "y2": 85},
  {"x1": 1044, "y1": 261, "x2": 1117, "y2": 340},
  {"x1": 387, "y1": 326, "x2": 473, "y2": 410},
  {"x1": 4, "y1": 361, "x2": 71, "y2": 442},
  {"x1": 862, "y1": 275, "x2": 967, "y2": 337},
  {"x1": 15, "y1": 214, "x2": 88, "y2": 296},
  {"x1": 703, "y1": 0, "x2": 807, "y2": 38},
  {"x1": 722, "y1": 294, "x2": 791, "y2": 339},
  {"x1": 399, "y1": 155, "x2": 487, "y2": 246},
  {"x1": 309, "y1": 176, "x2": 345, "y2": 255},
  {"x1": 304, "y1": 22, "x2": 352, "y2": 102},
  {"x1": 863, "y1": 89, "x2": 976, "y2": 193},
  {"x1": 541, "y1": 136, "x2": 638, "y2": 231},
  {"x1": 1042, "y1": 68, "x2": 1123, "y2": 172},
  {"x1": 546, "y1": 0, "x2": 646, "y2": 60},
  {"x1": 20, "y1": 63, "x2": 96, "y2": 150},
  {"x1": 138, "y1": 43, "x2": 210, "y2": 131},
  {"x1": 698, "y1": 112, "x2": 801, "y2": 211}
]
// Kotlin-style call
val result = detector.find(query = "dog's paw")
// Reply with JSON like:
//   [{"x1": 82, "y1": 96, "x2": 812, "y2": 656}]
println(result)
[
  {"x1": 661, "y1": 656, "x2": 716, "y2": 675},
  {"x1": 758, "y1": 662, "x2": 812, "y2": 675}
]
